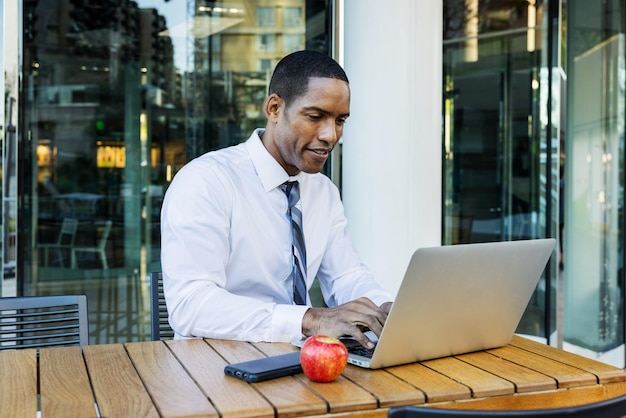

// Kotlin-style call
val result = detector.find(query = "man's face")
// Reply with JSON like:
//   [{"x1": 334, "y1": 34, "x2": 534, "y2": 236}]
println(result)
[{"x1": 268, "y1": 77, "x2": 350, "y2": 175}]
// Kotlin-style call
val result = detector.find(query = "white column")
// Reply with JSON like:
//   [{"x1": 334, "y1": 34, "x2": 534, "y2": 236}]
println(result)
[{"x1": 341, "y1": 0, "x2": 442, "y2": 296}]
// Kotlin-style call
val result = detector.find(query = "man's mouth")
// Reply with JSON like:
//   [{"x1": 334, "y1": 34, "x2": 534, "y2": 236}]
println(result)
[{"x1": 310, "y1": 148, "x2": 332, "y2": 156}]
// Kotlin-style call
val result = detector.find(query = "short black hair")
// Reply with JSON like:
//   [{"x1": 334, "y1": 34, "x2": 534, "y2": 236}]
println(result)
[{"x1": 268, "y1": 50, "x2": 349, "y2": 106}]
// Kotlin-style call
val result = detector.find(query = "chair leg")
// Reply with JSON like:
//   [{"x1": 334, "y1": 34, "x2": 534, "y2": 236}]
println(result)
[
  {"x1": 58, "y1": 248, "x2": 65, "y2": 268},
  {"x1": 100, "y1": 250, "x2": 108, "y2": 269},
  {"x1": 45, "y1": 247, "x2": 66, "y2": 267},
  {"x1": 72, "y1": 249, "x2": 108, "y2": 269}
]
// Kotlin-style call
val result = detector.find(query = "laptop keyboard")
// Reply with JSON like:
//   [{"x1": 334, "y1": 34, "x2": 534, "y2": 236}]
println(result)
[{"x1": 347, "y1": 343, "x2": 377, "y2": 359}]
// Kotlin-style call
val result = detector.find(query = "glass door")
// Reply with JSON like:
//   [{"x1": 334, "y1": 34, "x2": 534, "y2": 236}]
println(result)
[
  {"x1": 443, "y1": 0, "x2": 559, "y2": 340},
  {"x1": 564, "y1": 0, "x2": 625, "y2": 355}
]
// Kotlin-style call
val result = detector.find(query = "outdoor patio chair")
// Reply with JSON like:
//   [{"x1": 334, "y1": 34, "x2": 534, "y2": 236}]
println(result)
[
  {"x1": 70, "y1": 220, "x2": 112, "y2": 269},
  {"x1": 387, "y1": 394, "x2": 626, "y2": 418},
  {"x1": 150, "y1": 272, "x2": 174, "y2": 340},
  {"x1": 40, "y1": 218, "x2": 79, "y2": 267},
  {"x1": 0, "y1": 294, "x2": 89, "y2": 350}
]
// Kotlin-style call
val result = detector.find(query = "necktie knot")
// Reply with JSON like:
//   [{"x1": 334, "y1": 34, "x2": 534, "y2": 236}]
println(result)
[{"x1": 282, "y1": 181, "x2": 300, "y2": 209}]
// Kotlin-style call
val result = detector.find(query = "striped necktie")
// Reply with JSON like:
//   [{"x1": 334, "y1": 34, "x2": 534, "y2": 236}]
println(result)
[{"x1": 282, "y1": 181, "x2": 307, "y2": 305}]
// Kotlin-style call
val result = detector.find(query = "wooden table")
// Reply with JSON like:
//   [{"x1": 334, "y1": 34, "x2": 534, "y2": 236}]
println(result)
[{"x1": 2, "y1": 335, "x2": 626, "y2": 418}]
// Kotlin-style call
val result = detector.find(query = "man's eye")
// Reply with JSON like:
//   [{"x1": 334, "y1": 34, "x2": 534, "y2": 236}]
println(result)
[
  {"x1": 337, "y1": 118, "x2": 347, "y2": 125},
  {"x1": 308, "y1": 114, "x2": 322, "y2": 120}
]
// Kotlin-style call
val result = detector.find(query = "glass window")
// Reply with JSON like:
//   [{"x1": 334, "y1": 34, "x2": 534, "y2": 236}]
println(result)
[
  {"x1": 442, "y1": 0, "x2": 559, "y2": 340},
  {"x1": 1, "y1": 0, "x2": 19, "y2": 294},
  {"x1": 256, "y1": 34, "x2": 277, "y2": 52},
  {"x1": 257, "y1": 58, "x2": 274, "y2": 71},
  {"x1": 283, "y1": 7, "x2": 303, "y2": 27},
  {"x1": 15, "y1": 0, "x2": 332, "y2": 344},
  {"x1": 564, "y1": 0, "x2": 625, "y2": 355},
  {"x1": 257, "y1": 6, "x2": 276, "y2": 27},
  {"x1": 444, "y1": 0, "x2": 626, "y2": 366},
  {"x1": 283, "y1": 34, "x2": 304, "y2": 52}
]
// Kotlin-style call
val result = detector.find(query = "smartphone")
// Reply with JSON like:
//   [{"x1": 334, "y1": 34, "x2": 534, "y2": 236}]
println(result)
[{"x1": 224, "y1": 352, "x2": 302, "y2": 383}]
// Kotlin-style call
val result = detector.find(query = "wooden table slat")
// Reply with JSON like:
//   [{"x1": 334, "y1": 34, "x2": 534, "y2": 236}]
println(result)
[
  {"x1": 166, "y1": 339, "x2": 275, "y2": 418},
  {"x1": 0, "y1": 349, "x2": 37, "y2": 418},
  {"x1": 208, "y1": 338, "x2": 270, "y2": 363},
  {"x1": 83, "y1": 344, "x2": 160, "y2": 417},
  {"x1": 509, "y1": 335, "x2": 626, "y2": 383},
  {"x1": 208, "y1": 338, "x2": 328, "y2": 416},
  {"x1": 342, "y1": 365, "x2": 427, "y2": 408},
  {"x1": 385, "y1": 362, "x2": 471, "y2": 403},
  {"x1": 253, "y1": 341, "x2": 379, "y2": 414},
  {"x1": 423, "y1": 356, "x2": 515, "y2": 398},
  {"x1": 486, "y1": 344, "x2": 598, "y2": 389},
  {"x1": 126, "y1": 341, "x2": 219, "y2": 418},
  {"x1": 40, "y1": 347, "x2": 96, "y2": 418},
  {"x1": 455, "y1": 350, "x2": 557, "y2": 393},
  {"x1": 303, "y1": 374, "x2": 379, "y2": 413},
  {"x1": 252, "y1": 377, "x2": 329, "y2": 417},
  {"x1": 252, "y1": 341, "x2": 427, "y2": 410}
]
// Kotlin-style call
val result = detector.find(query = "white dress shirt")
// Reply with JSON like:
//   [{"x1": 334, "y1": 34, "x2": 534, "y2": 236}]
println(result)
[{"x1": 160, "y1": 129, "x2": 392, "y2": 343}]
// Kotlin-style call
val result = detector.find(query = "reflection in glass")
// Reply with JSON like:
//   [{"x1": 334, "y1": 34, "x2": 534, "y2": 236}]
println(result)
[
  {"x1": 444, "y1": 0, "x2": 626, "y2": 365},
  {"x1": 21, "y1": 0, "x2": 330, "y2": 343},
  {"x1": 564, "y1": 0, "x2": 625, "y2": 354},
  {"x1": 3, "y1": 1, "x2": 21, "y2": 292},
  {"x1": 442, "y1": 0, "x2": 558, "y2": 340}
]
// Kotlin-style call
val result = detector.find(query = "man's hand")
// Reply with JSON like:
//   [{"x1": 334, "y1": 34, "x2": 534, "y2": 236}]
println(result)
[
  {"x1": 302, "y1": 298, "x2": 392, "y2": 349},
  {"x1": 380, "y1": 301, "x2": 392, "y2": 314}
]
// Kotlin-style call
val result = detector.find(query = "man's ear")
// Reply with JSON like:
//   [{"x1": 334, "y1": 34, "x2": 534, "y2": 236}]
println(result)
[{"x1": 264, "y1": 94, "x2": 282, "y2": 122}]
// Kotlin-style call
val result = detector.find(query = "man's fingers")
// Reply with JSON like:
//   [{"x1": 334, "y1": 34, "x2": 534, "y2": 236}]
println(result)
[
  {"x1": 353, "y1": 321, "x2": 370, "y2": 332},
  {"x1": 301, "y1": 298, "x2": 392, "y2": 348},
  {"x1": 349, "y1": 326, "x2": 375, "y2": 349},
  {"x1": 380, "y1": 302, "x2": 393, "y2": 314},
  {"x1": 350, "y1": 313, "x2": 383, "y2": 336}
]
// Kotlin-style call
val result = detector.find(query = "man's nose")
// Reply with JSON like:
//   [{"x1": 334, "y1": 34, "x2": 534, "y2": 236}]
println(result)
[{"x1": 319, "y1": 120, "x2": 340, "y2": 144}]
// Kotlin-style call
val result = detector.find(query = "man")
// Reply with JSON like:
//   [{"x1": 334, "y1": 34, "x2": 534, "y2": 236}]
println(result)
[{"x1": 161, "y1": 50, "x2": 392, "y2": 349}]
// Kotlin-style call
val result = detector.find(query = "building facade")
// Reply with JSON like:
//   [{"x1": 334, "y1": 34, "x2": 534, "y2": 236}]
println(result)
[{"x1": 1, "y1": 0, "x2": 625, "y2": 366}]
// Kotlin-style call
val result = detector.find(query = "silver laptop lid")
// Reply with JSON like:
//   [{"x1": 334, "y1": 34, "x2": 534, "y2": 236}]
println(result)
[{"x1": 365, "y1": 238, "x2": 555, "y2": 369}]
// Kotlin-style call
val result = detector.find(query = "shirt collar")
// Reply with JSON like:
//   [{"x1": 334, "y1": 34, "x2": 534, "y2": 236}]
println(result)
[{"x1": 246, "y1": 128, "x2": 304, "y2": 192}]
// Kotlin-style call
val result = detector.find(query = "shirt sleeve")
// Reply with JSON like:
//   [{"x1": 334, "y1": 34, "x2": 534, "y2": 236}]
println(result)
[{"x1": 160, "y1": 161, "x2": 309, "y2": 343}]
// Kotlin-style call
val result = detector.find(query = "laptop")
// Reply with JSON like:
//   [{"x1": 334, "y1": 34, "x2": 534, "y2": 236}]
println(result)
[{"x1": 328, "y1": 238, "x2": 555, "y2": 369}]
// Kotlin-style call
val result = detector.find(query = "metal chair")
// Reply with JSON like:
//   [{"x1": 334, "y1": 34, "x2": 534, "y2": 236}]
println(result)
[
  {"x1": 0, "y1": 294, "x2": 89, "y2": 350},
  {"x1": 40, "y1": 218, "x2": 79, "y2": 267},
  {"x1": 387, "y1": 395, "x2": 626, "y2": 418},
  {"x1": 71, "y1": 220, "x2": 112, "y2": 269},
  {"x1": 150, "y1": 272, "x2": 174, "y2": 340}
]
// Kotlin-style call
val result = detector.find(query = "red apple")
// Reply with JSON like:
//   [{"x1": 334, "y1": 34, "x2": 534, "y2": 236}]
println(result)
[{"x1": 300, "y1": 335, "x2": 349, "y2": 382}]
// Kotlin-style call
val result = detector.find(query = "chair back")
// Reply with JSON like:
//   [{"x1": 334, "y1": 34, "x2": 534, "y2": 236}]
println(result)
[
  {"x1": 387, "y1": 394, "x2": 626, "y2": 418},
  {"x1": 97, "y1": 220, "x2": 113, "y2": 249},
  {"x1": 150, "y1": 272, "x2": 174, "y2": 340},
  {"x1": 57, "y1": 218, "x2": 79, "y2": 246},
  {"x1": 0, "y1": 294, "x2": 89, "y2": 350}
]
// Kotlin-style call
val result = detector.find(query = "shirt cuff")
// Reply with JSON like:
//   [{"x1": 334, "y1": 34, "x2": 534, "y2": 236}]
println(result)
[
  {"x1": 271, "y1": 304, "x2": 310, "y2": 343},
  {"x1": 365, "y1": 290, "x2": 394, "y2": 308}
]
